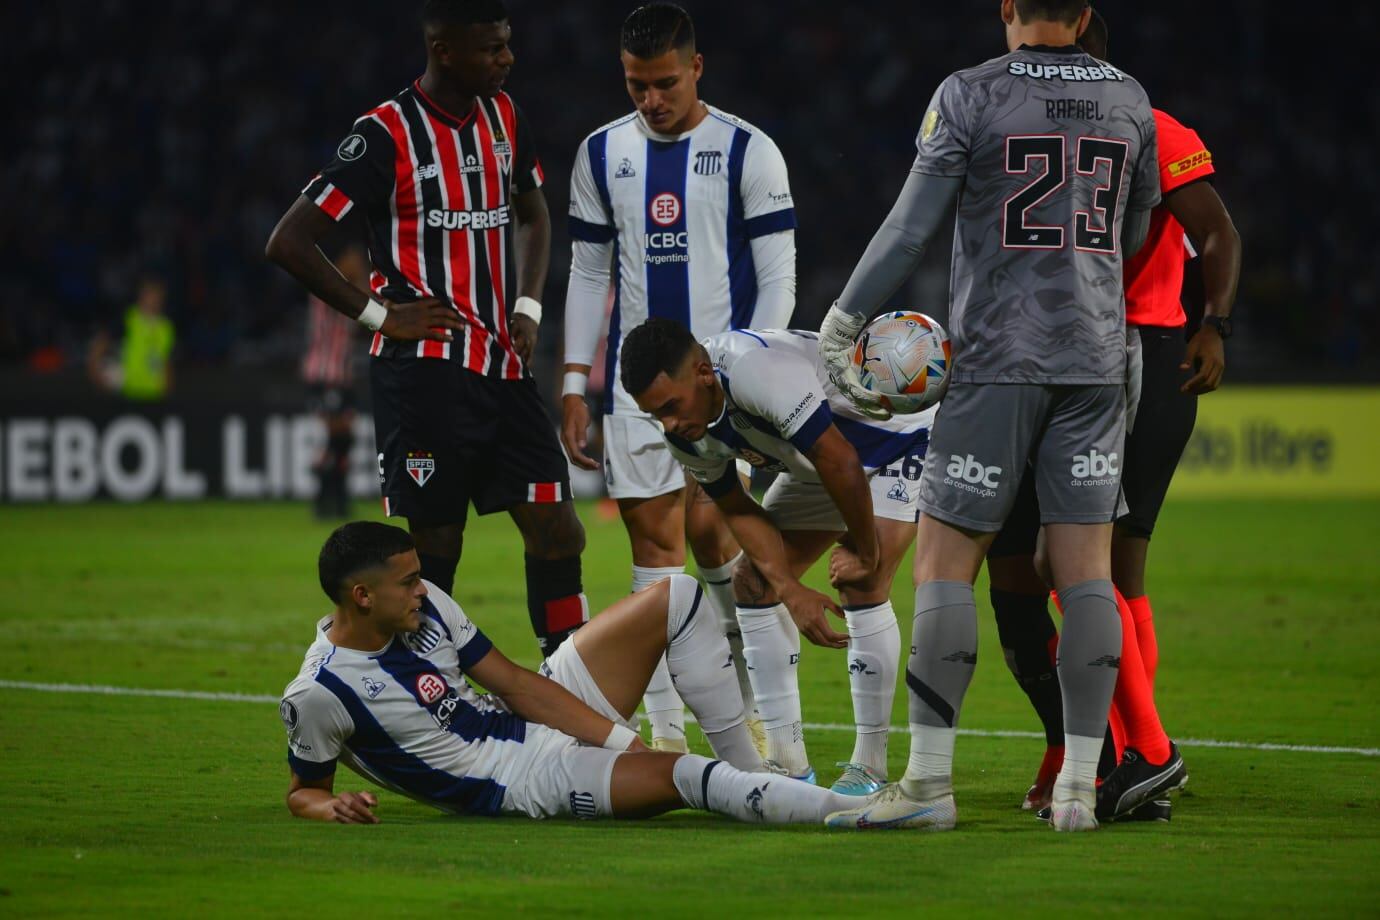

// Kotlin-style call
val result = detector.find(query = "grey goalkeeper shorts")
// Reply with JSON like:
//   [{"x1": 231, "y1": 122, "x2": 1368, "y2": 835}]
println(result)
[{"x1": 917, "y1": 381, "x2": 1127, "y2": 532}]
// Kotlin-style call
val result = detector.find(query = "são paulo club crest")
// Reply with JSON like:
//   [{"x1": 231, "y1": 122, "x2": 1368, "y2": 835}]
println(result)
[{"x1": 406, "y1": 451, "x2": 435, "y2": 487}]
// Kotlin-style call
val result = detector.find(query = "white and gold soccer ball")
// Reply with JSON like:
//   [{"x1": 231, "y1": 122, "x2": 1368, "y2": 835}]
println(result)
[{"x1": 850, "y1": 310, "x2": 952, "y2": 414}]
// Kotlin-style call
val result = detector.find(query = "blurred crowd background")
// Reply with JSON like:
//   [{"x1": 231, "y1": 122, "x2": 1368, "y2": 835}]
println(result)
[{"x1": 6, "y1": 0, "x2": 1373, "y2": 403}]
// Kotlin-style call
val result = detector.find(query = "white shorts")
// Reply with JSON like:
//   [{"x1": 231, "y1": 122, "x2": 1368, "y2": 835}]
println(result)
[
  {"x1": 603, "y1": 414, "x2": 751, "y2": 500},
  {"x1": 763, "y1": 449, "x2": 925, "y2": 532},
  {"x1": 497, "y1": 639, "x2": 634, "y2": 820}
]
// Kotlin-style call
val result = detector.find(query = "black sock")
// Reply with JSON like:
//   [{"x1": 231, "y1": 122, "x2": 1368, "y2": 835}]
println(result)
[
  {"x1": 991, "y1": 588, "x2": 1064, "y2": 746},
  {"x1": 1098, "y1": 723, "x2": 1119, "y2": 780},
  {"x1": 524, "y1": 554, "x2": 588, "y2": 657},
  {"x1": 418, "y1": 552, "x2": 458, "y2": 596}
]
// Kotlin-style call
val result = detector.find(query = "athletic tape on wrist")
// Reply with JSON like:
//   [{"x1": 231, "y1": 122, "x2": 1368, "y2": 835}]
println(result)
[
  {"x1": 602, "y1": 723, "x2": 638, "y2": 751},
  {"x1": 514, "y1": 296, "x2": 543, "y2": 324},
  {"x1": 356, "y1": 299, "x2": 388, "y2": 332},
  {"x1": 562, "y1": 372, "x2": 588, "y2": 397}
]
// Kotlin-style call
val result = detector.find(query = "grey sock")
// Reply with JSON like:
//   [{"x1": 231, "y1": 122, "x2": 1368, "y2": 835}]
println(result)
[
  {"x1": 907, "y1": 581, "x2": 978, "y2": 729},
  {"x1": 1055, "y1": 579, "x2": 1123, "y2": 739}
]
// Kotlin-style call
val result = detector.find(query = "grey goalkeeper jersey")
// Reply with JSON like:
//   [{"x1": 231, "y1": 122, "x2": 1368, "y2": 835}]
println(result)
[{"x1": 917, "y1": 44, "x2": 1159, "y2": 384}]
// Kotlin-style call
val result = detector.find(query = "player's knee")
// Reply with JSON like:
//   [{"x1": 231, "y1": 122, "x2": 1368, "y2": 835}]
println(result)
[
  {"x1": 520, "y1": 502, "x2": 586, "y2": 558},
  {"x1": 1032, "y1": 535, "x2": 1053, "y2": 587},
  {"x1": 665, "y1": 573, "x2": 701, "y2": 640},
  {"x1": 731, "y1": 557, "x2": 773, "y2": 605}
]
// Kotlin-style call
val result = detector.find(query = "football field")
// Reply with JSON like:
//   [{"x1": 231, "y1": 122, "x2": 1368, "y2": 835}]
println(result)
[{"x1": 1, "y1": 498, "x2": 1377, "y2": 916}]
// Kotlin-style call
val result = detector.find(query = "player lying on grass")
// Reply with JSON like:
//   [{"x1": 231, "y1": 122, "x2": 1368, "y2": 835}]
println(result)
[
  {"x1": 619, "y1": 318, "x2": 935, "y2": 794},
  {"x1": 280, "y1": 521, "x2": 872, "y2": 826}
]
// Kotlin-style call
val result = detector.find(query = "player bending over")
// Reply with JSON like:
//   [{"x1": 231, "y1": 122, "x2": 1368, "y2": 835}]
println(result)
[
  {"x1": 281, "y1": 521, "x2": 871, "y2": 826},
  {"x1": 620, "y1": 319, "x2": 934, "y2": 794}
]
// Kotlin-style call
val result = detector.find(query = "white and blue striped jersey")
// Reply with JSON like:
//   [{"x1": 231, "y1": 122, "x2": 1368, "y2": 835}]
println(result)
[
  {"x1": 664, "y1": 329, "x2": 937, "y2": 496},
  {"x1": 279, "y1": 582, "x2": 547, "y2": 816},
  {"x1": 564, "y1": 105, "x2": 797, "y2": 415}
]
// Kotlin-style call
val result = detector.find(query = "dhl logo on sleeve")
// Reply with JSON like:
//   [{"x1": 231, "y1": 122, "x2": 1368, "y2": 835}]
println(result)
[{"x1": 1168, "y1": 149, "x2": 1212, "y2": 177}]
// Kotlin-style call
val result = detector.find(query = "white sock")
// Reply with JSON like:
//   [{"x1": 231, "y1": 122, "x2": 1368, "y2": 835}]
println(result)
[
  {"x1": 671, "y1": 754, "x2": 853, "y2": 824},
  {"x1": 901, "y1": 724, "x2": 955, "y2": 801},
  {"x1": 737, "y1": 603, "x2": 808, "y2": 773},
  {"x1": 664, "y1": 575, "x2": 761, "y2": 771},
  {"x1": 698, "y1": 552, "x2": 756, "y2": 714},
  {"x1": 1053, "y1": 733, "x2": 1103, "y2": 805},
  {"x1": 634, "y1": 564, "x2": 686, "y2": 741},
  {"x1": 844, "y1": 602, "x2": 899, "y2": 775}
]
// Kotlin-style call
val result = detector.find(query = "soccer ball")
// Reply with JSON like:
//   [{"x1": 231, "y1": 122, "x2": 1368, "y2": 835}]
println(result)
[{"x1": 851, "y1": 310, "x2": 952, "y2": 414}]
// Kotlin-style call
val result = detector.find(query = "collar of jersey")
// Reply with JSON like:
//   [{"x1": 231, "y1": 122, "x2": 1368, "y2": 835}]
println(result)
[
  {"x1": 707, "y1": 370, "x2": 734, "y2": 437},
  {"x1": 318, "y1": 621, "x2": 396, "y2": 659},
  {"x1": 635, "y1": 102, "x2": 714, "y2": 142},
  {"x1": 1018, "y1": 43, "x2": 1083, "y2": 55},
  {"x1": 411, "y1": 78, "x2": 478, "y2": 129}
]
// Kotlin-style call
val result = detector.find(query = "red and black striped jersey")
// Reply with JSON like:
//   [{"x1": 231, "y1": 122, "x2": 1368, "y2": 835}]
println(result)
[{"x1": 302, "y1": 80, "x2": 545, "y2": 379}]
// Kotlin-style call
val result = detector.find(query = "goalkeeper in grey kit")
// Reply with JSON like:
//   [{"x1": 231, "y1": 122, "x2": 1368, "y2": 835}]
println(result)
[{"x1": 818, "y1": 0, "x2": 1159, "y2": 831}]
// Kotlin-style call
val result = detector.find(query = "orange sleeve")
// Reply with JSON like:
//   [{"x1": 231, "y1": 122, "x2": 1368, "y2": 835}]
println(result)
[{"x1": 1155, "y1": 109, "x2": 1215, "y2": 194}]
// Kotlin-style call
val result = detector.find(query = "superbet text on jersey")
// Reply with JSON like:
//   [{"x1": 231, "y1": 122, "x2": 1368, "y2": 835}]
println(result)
[{"x1": 302, "y1": 81, "x2": 545, "y2": 379}]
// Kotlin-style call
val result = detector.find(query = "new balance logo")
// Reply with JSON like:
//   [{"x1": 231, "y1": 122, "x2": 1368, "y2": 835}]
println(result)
[
  {"x1": 941, "y1": 650, "x2": 977, "y2": 664},
  {"x1": 1087, "y1": 654, "x2": 1121, "y2": 668},
  {"x1": 569, "y1": 791, "x2": 598, "y2": 819}
]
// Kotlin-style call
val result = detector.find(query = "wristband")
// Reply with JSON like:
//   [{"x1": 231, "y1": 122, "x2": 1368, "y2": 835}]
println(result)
[
  {"x1": 602, "y1": 723, "x2": 638, "y2": 752},
  {"x1": 562, "y1": 372, "x2": 589, "y2": 397},
  {"x1": 356, "y1": 298, "x2": 388, "y2": 332},
  {"x1": 514, "y1": 295, "x2": 543, "y2": 325}
]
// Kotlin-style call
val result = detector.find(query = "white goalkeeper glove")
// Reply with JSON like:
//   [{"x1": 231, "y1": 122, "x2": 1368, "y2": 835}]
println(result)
[{"x1": 819, "y1": 302, "x2": 891, "y2": 420}]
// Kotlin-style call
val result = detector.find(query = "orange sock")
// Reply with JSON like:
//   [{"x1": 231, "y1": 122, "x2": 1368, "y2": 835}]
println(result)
[
  {"x1": 1126, "y1": 594, "x2": 1158, "y2": 690},
  {"x1": 1112, "y1": 588, "x2": 1170, "y2": 764}
]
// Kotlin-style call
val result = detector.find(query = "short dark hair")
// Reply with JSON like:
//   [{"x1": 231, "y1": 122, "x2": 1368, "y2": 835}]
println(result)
[
  {"x1": 421, "y1": 0, "x2": 508, "y2": 31},
  {"x1": 1078, "y1": 8, "x2": 1108, "y2": 60},
  {"x1": 620, "y1": 2, "x2": 696, "y2": 59},
  {"x1": 620, "y1": 317, "x2": 699, "y2": 396},
  {"x1": 318, "y1": 521, "x2": 416, "y2": 603},
  {"x1": 1013, "y1": 0, "x2": 1089, "y2": 26}
]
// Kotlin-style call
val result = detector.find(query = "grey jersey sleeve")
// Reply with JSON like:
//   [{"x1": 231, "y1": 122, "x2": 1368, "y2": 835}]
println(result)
[
  {"x1": 1121, "y1": 105, "x2": 1161, "y2": 259},
  {"x1": 834, "y1": 170, "x2": 963, "y2": 318}
]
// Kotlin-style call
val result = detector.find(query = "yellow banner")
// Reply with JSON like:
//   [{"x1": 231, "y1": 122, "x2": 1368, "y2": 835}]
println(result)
[{"x1": 1168, "y1": 387, "x2": 1380, "y2": 497}]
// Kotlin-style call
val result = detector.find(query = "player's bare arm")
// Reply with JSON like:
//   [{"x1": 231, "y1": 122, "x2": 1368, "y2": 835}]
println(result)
[
  {"x1": 820, "y1": 171, "x2": 962, "y2": 418},
  {"x1": 265, "y1": 197, "x2": 462, "y2": 342},
  {"x1": 510, "y1": 186, "x2": 551, "y2": 364},
  {"x1": 804, "y1": 425, "x2": 879, "y2": 586},
  {"x1": 711, "y1": 479, "x2": 849, "y2": 649},
  {"x1": 286, "y1": 770, "x2": 379, "y2": 824},
  {"x1": 1167, "y1": 181, "x2": 1241, "y2": 394},
  {"x1": 465, "y1": 644, "x2": 644, "y2": 750}
]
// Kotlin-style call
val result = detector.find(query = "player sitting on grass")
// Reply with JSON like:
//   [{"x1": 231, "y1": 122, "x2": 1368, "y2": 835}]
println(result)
[{"x1": 280, "y1": 521, "x2": 874, "y2": 826}]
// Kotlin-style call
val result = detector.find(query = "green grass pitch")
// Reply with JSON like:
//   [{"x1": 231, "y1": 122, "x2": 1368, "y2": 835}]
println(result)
[{"x1": 1, "y1": 498, "x2": 1377, "y2": 916}]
